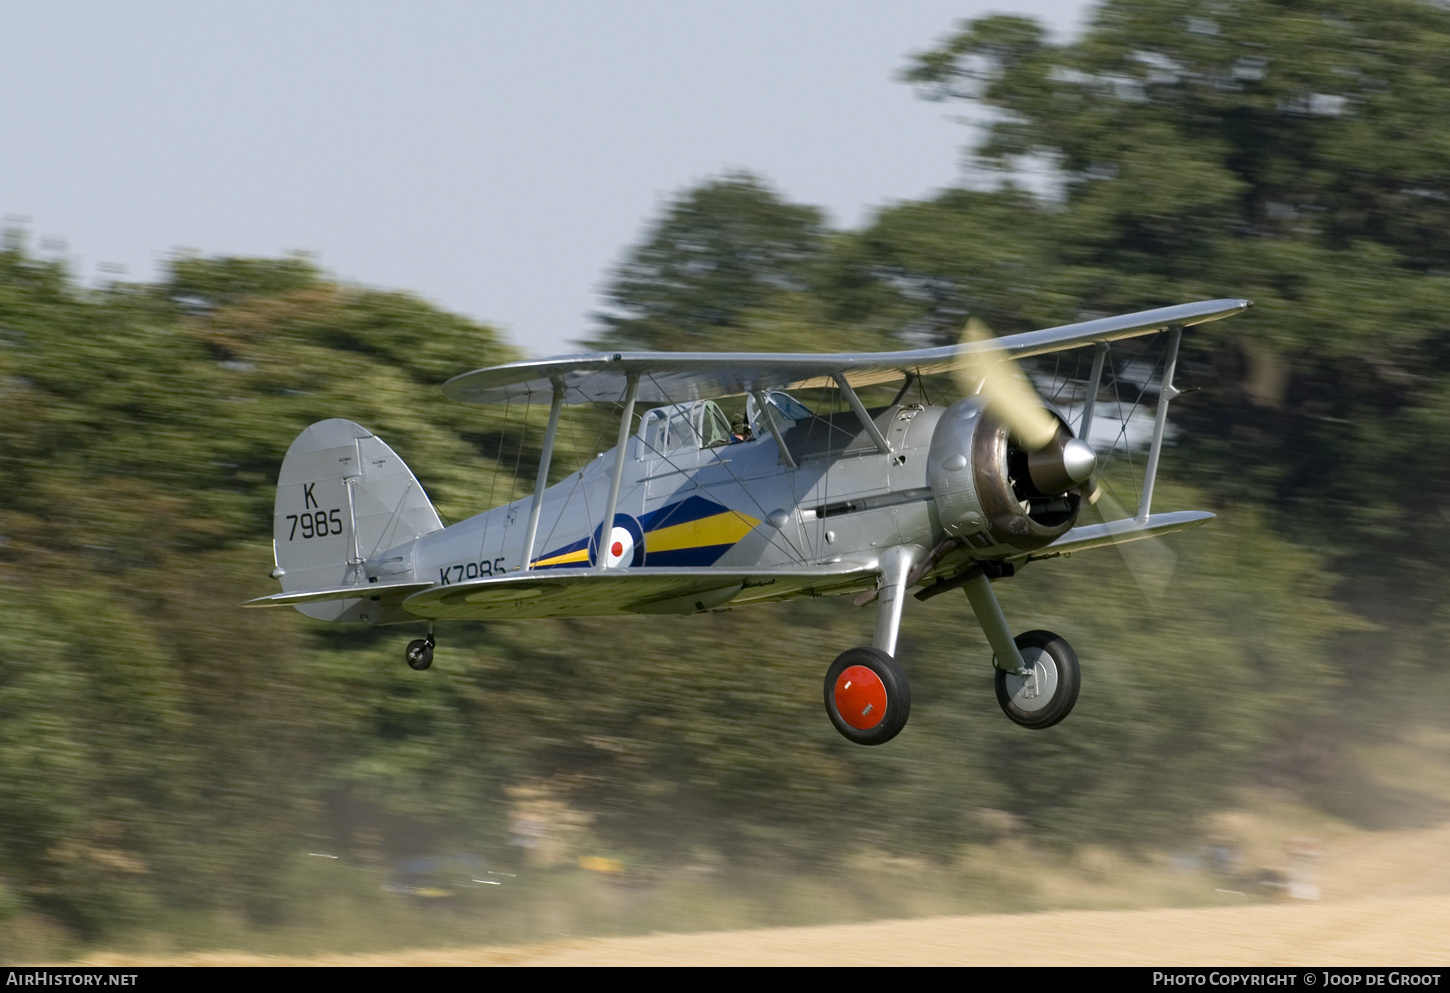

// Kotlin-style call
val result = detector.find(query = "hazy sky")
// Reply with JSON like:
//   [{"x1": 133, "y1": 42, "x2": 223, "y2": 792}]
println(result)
[{"x1": 2, "y1": 1, "x2": 1091, "y2": 357}]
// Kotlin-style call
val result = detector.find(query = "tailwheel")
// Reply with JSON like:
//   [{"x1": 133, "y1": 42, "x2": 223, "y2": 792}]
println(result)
[
  {"x1": 994, "y1": 630, "x2": 1080, "y2": 729},
  {"x1": 405, "y1": 636, "x2": 435, "y2": 671},
  {"x1": 824, "y1": 647, "x2": 910, "y2": 746}
]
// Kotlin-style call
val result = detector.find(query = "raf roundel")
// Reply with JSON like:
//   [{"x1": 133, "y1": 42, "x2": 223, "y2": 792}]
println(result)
[
  {"x1": 605, "y1": 526, "x2": 633, "y2": 567},
  {"x1": 588, "y1": 514, "x2": 645, "y2": 569}
]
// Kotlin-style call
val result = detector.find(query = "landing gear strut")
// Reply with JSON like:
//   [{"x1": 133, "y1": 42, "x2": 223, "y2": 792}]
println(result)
[
  {"x1": 962, "y1": 568, "x2": 1080, "y2": 729},
  {"x1": 824, "y1": 545, "x2": 920, "y2": 745},
  {"x1": 405, "y1": 626, "x2": 435, "y2": 671}
]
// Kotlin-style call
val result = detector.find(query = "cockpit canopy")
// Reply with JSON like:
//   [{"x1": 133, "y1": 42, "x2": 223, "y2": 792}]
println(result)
[
  {"x1": 639, "y1": 400, "x2": 733, "y2": 453},
  {"x1": 636, "y1": 392, "x2": 813, "y2": 458},
  {"x1": 746, "y1": 391, "x2": 812, "y2": 435}
]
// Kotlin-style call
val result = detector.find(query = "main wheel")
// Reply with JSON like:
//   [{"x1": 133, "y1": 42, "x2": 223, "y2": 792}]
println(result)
[
  {"x1": 993, "y1": 630, "x2": 1079, "y2": 729},
  {"x1": 405, "y1": 638, "x2": 434, "y2": 671},
  {"x1": 824, "y1": 647, "x2": 911, "y2": 746}
]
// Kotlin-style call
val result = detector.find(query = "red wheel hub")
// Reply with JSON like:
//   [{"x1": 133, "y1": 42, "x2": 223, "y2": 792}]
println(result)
[{"x1": 834, "y1": 665, "x2": 887, "y2": 730}]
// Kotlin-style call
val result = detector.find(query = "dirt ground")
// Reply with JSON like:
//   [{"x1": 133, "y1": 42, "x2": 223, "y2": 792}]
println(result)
[{"x1": 76, "y1": 821, "x2": 1450, "y2": 967}]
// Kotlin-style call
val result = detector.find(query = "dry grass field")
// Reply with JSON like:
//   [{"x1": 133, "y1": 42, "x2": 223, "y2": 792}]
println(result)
[{"x1": 72, "y1": 819, "x2": 1450, "y2": 967}]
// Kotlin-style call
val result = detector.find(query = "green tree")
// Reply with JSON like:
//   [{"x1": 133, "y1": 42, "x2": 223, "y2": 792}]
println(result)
[{"x1": 592, "y1": 172, "x2": 830, "y2": 351}]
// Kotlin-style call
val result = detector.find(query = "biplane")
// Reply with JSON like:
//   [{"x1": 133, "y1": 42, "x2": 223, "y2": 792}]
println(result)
[{"x1": 245, "y1": 299, "x2": 1252, "y2": 744}]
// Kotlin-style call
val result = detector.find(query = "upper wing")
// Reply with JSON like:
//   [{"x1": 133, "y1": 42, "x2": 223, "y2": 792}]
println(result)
[
  {"x1": 443, "y1": 299, "x2": 1252, "y2": 405},
  {"x1": 397, "y1": 564, "x2": 877, "y2": 620}
]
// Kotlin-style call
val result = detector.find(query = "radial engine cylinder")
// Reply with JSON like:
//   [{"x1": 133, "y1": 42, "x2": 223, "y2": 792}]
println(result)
[{"x1": 926, "y1": 398, "x2": 1088, "y2": 553}]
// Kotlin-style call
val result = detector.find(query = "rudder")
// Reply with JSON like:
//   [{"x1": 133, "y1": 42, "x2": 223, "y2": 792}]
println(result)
[{"x1": 273, "y1": 419, "x2": 443, "y2": 621}]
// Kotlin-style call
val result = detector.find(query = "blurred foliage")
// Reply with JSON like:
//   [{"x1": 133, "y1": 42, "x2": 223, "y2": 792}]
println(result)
[{"x1": 1, "y1": 0, "x2": 1445, "y2": 954}]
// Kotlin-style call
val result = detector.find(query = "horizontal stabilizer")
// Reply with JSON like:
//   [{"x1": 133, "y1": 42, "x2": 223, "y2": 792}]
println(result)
[
  {"x1": 1013, "y1": 510, "x2": 1215, "y2": 559},
  {"x1": 240, "y1": 580, "x2": 435, "y2": 608}
]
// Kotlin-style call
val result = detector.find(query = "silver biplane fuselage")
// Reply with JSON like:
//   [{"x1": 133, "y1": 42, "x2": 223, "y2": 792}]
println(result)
[
  {"x1": 249, "y1": 299, "x2": 1251, "y2": 743},
  {"x1": 419, "y1": 395, "x2": 944, "y2": 594}
]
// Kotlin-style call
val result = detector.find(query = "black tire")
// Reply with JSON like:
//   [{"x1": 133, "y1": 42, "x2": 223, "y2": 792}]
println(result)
[
  {"x1": 405, "y1": 638, "x2": 434, "y2": 671},
  {"x1": 993, "y1": 629, "x2": 1080, "y2": 729},
  {"x1": 823, "y1": 646, "x2": 911, "y2": 746}
]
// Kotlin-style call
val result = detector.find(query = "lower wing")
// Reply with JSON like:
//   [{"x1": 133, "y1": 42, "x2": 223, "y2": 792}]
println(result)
[
  {"x1": 242, "y1": 564, "x2": 876, "y2": 620},
  {"x1": 1011, "y1": 510, "x2": 1215, "y2": 559}
]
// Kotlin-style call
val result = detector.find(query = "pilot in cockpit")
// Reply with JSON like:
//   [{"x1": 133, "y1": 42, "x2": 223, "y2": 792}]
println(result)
[{"x1": 730, "y1": 411, "x2": 753, "y2": 444}]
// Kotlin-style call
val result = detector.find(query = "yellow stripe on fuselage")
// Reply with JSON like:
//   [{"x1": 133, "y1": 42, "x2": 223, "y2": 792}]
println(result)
[
  {"x1": 531, "y1": 548, "x2": 590, "y2": 568},
  {"x1": 645, "y1": 511, "x2": 759, "y2": 554}
]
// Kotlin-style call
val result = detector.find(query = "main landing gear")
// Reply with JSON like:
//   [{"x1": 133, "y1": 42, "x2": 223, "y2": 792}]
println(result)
[
  {"x1": 993, "y1": 630, "x2": 1080, "y2": 729},
  {"x1": 405, "y1": 626, "x2": 435, "y2": 671},
  {"x1": 824, "y1": 647, "x2": 911, "y2": 745},
  {"x1": 824, "y1": 546, "x2": 917, "y2": 745},
  {"x1": 822, "y1": 551, "x2": 1081, "y2": 745},
  {"x1": 962, "y1": 569, "x2": 1080, "y2": 729}
]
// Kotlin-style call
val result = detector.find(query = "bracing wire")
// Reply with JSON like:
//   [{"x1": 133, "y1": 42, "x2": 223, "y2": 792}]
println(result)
[{"x1": 1093, "y1": 332, "x2": 1170, "y2": 516}]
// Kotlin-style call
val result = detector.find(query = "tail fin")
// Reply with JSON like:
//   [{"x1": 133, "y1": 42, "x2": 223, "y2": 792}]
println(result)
[{"x1": 273, "y1": 418, "x2": 443, "y2": 621}]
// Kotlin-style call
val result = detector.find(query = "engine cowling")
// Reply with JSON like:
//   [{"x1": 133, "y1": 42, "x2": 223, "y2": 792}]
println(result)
[{"x1": 926, "y1": 397, "x2": 1095, "y2": 553}]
